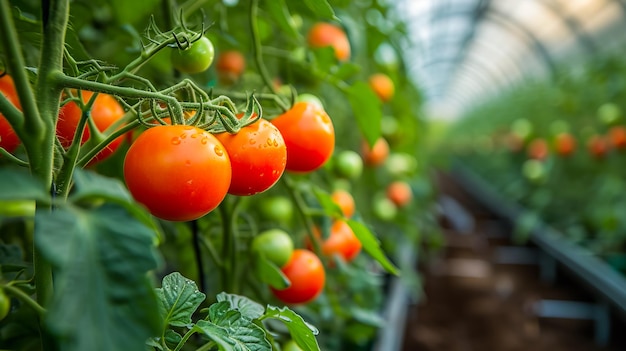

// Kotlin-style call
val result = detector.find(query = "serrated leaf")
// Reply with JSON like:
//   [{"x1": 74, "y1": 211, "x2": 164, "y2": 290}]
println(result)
[
  {"x1": 346, "y1": 82, "x2": 382, "y2": 147},
  {"x1": 253, "y1": 254, "x2": 290, "y2": 290},
  {"x1": 156, "y1": 272, "x2": 206, "y2": 327},
  {"x1": 346, "y1": 220, "x2": 399, "y2": 275},
  {"x1": 263, "y1": 306, "x2": 320, "y2": 351},
  {"x1": 35, "y1": 203, "x2": 162, "y2": 351},
  {"x1": 217, "y1": 292, "x2": 266, "y2": 320},
  {"x1": 303, "y1": 0, "x2": 336, "y2": 20},
  {"x1": 265, "y1": 0, "x2": 301, "y2": 41},
  {"x1": 312, "y1": 187, "x2": 343, "y2": 218},
  {"x1": 194, "y1": 303, "x2": 271, "y2": 351},
  {"x1": 0, "y1": 168, "x2": 48, "y2": 202}
]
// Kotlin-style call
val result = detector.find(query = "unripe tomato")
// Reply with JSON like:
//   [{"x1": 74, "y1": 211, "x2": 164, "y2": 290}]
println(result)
[
  {"x1": 171, "y1": 36, "x2": 215, "y2": 74},
  {"x1": 331, "y1": 189, "x2": 355, "y2": 218},
  {"x1": 57, "y1": 91, "x2": 126, "y2": 164},
  {"x1": 609, "y1": 126, "x2": 626, "y2": 150},
  {"x1": 384, "y1": 152, "x2": 418, "y2": 179},
  {"x1": 251, "y1": 229, "x2": 294, "y2": 268},
  {"x1": 333, "y1": 150, "x2": 363, "y2": 179},
  {"x1": 313, "y1": 220, "x2": 361, "y2": 262},
  {"x1": 386, "y1": 181, "x2": 412, "y2": 208},
  {"x1": 372, "y1": 196, "x2": 397, "y2": 221},
  {"x1": 0, "y1": 75, "x2": 22, "y2": 153},
  {"x1": 271, "y1": 102, "x2": 335, "y2": 173},
  {"x1": 527, "y1": 138, "x2": 548, "y2": 161},
  {"x1": 307, "y1": 22, "x2": 351, "y2": 61},
  {"x1": 271, "y1": 249, "x2": 325, "y2": 305},
  {"x1": 296, "y1": 93, "x2": 324, "y2": 110},
  {"x1": 598, "y1": 103, "x2": 621, "y2": 125},
  {"x1": 368, "y1": 73, "x2": 394, "y2": 102},
  {"x1": 282, "y1": 340, "x2": 303, "y2": 351},
  {"x1": 259, "y1": 196, "x2": 294, "y2": 224},
  {"x1": 0, "y1": 289, "x2": 9, "y2": 321},
  {"x1": 588, "y1": 135, "x2": 609, "y2": 159},
  {"x1": 123, "y1": 125, "x2": 231, "y2": 221},
  {"x1": 216, "y1": 50, "x2": 246, "y2": 84},
  {"x1": 522, "y1": 159, "x2": 546, "y2": 183},
  {"x1": 215, "y1": 118, "x2": 286, "y2": 196},
  {"x1": 361, "y1": 138, "x2": 389, "y2": 167},
  {"x1": 554, "y1": 132, "x2": 576, "y2": 157}
]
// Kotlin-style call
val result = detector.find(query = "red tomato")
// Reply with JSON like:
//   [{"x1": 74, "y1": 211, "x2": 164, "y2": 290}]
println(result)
[
  {"x1": 271, "y1": 249, "x2": 325, "y2": 304},
  {"x1": 0, "y1": 75, "x2": 22, "y2": 153},
  {"x1": 216, "y1": 50, "x2": 246, "y2": 84},
  {"x1": 123, "y1": 125, "x2": 231, "y2": 221},
  {"x1": 57, "y1": 91, "x2": 125, "y2": 163},
  {"x1": 386, "y1": 181, "x2": 412, "y2": 208},
  {"x1": 331, "y1": 189, "x2": 355, "y2": 218},
  {"x1": 307, "y1": 22, "x2": 351, "y2": 61},
  {"x1": 609, "y1": 126, "x2": 626, "y2": 150},
  {"x1": 588, "y1": 135, "x2": 609, "y2": 159},
  {"x1": 271, "y1": 102, "x2": 335, "y2": 173},
  {"x1": 554, "y1": 133, "x2": 576, "y2": 157},
  {"x1": 527, "y1": 138, "x2": 548, "y2": 161},
  {"x1": 216, "y1": 118, "x2": 286, "y2": 196},
  {"x1": 315, "y1": 220, "x2": 361, "y2": 262},
  {"x1": 361, "y1": 138, "x2": 389, "y2": 167}
]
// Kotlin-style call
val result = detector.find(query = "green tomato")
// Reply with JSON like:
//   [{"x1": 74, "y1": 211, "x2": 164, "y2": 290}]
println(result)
[
  {"x1": 510, "y1": 118, "x2": 533, "y2": 141},
  {"x1": 522, "y1": 159, "x2": 546, "y2": 183},
  {"x1": 384, "y1": 152, "x2": 417, "y2": 179},
  {"x1": 598, "y1": 103, "x2": 621, "y2": 125},
  {"x1": 171, "y1": 36, "x2": 215, "y2": 74},
  {"x1": 296, "y1": 94, "x2": 324, "y2": 110},
  {"x1": 282, "y1": 340, "x2": 303, "y2": 351},
  {"x1": 251, "y1": 229, "x2": 294, "y2": 268},
  {"x1": 0, "y1": 289, "x2": 10, "y2": 321},
  {"x1": 334, "y1": 150, "x2": 363, "y2": 179},
  {"x1": 259, "y1": 196, "x2": 294, "y2": 224},
  {"x1": 372, "y1": 197, "x2": 397, "y2": 221}
]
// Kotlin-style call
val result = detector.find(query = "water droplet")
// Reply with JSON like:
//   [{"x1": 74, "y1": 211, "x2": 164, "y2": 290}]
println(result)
[
  {"x1": 249, "y1": 139, "x2": 256, "y2": 145},
  {"x1": 273, "y1": 140, "x2": 279, "y2": 147},
  {"x1": 180, "y1": 133, "x2": 187, "y2": 139},
  {"x1": 191, "y1": 133, "x2": 199, "y2": 138},
  {"x1": 171, "y1": 137, "x2": 181, "y2": 145},
  {"x1": 266, "y1": 139, "x2": 273, "y2": 146},
  {"x1": 214, "y1": 146, "x2": 224, "y2": 156},
  {"x1": 200, "y1": 137, "x2": 208, "y2": 145},
  {"x1": 183, "y1": 126, "x2": 194, "y2": 130}
]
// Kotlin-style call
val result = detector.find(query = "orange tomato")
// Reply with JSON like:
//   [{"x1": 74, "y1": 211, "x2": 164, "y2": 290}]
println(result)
[
  {"x1": 554, "y1": 132, "x2": 576, "y2": 157},
  {"x1": 386, "y1": 181, "x2": 412, "y2": 207},
  {"x1": 368, "y1": 73, "x2": 394, "y2": 102},
  {"x1": 331, "y1": 189, "x2": 355, "y2": 218},
  {"x1": 609, "y1": 126, "x2": 626, "y2": 150},
  {"x1": 0, "y1": 75, "x2": 22, "y2": 153},
  {"x1": 588, "y1": 135, "x2": 609, "y2": 159},
  {"x1": 527, "y1": 138, "x2": 548, "y2": 161},
  {"x1": 312, "y1": 220, "x2": 361, "y2": 262},
  {"x1": 216, "y1": 50, "x2": 246, "y2": 84},
  {"x1": 307, "y1": 22, "x2": 351, "y2": 61},
  {"x1": 361, "y1": 138, "x2": 389, "y2": 167}
]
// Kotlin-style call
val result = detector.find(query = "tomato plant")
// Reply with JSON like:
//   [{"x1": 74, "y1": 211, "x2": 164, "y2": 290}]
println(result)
[
  {"x1": 170, "y1": 36, "x2": 215, "y2": 74},
  {"x1": 307, "y1": 22, "x2": 351, "y2": 61},
  {"x1": 283, "y1": 340, "x2": 304, "y2": 351},
  {"x1": 0, "y1": 75, "x2": 22, "y2": 153},
  {"x1": 333, "y1": 150, "x2": 363, "y2": 179},
  {"x1": 271, "y1": 101, "x2": 335, "y2": 173},
  {"x1": 0, "y1": 289, "x2": 9, "y2": 321},
  {"x1": 314, "y1": 220, "x2": 361, "y2": 262},
  {"x1": 361, "y1": 138, "x2": 389, "y2": 167},
  {"x1": 123, "y1": 125, "x2": 231, "y2": 221},
  {"x1": 527, "y1": 138, "x2": 549, "y2": 161},
  {"x1": 57, "y1": 91, "x2": 126, "y2": 163},
  {"x1": 554, "y1": 132, "x2": 576, "y2": 157},
  {"x1": 251, "y1": 228, "x2": 294, "y2": 268},
  {"x1": 259, "y1": 195, "x2": 294, "y2": 224},
  {"x1": 609, "y1": 125, "x2": 626, "y2": 150},
  {"x1": 331, "y1": 189, "x2": 355, "y2": 218},
  {"x1": 216, "y1": 50, "x2": 246, "y2": 84},
  {"x1": 588, "y1": 134, "x2": 609, "y2": 159},
  {"x1": 271, "y1": 249, "x2": 325, "y2": 304},
  {"x1": 216, "y1": 117, "x2": 286, "y2": 196},
  {"x1": 368, "y1": 73, "x2": 395, "y2": 102},
  {"x1": 386, "y1": 181, "x2": 412, "y2": 208}
]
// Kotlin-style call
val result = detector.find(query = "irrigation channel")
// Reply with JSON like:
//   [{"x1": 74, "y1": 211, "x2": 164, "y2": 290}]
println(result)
[{"x1": 400, "y1": 169, "x2": 626, "y2": 351}]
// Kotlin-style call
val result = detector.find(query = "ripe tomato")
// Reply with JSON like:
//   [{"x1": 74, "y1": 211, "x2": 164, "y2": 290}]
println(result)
[
  {"x1": 314, "y1": 220, "x2": 361, "y2": 262},
  {"x1": 609, "y1": 126, "x2": 626, "y2": 150},
  {"x1": 588, "y1": 135, "x2": 609, "y2": 159},
  {"x1": 307, "y1": 22, "x2": 351, "y2": 61},
  {"x1": 251, "y1": 229, "x2": 294, "y2": 268},
  {"x1": 386, "y1": 181, "x2": 412, "y2": 208},
  {"x1": 331, "y1": 189, "x2": 355, "y2": 218},
  {"x1": 361, "y1": 138, "x2": 389, "y2": 167},
  {"x1": 527, "y1": 138, "x2": 548, "y2": 161},
  {"x1": 554, "y1": 133, "x2": 576, "y2": 157},
  {"x1": 171, "y1": 36, "x2": 215, "y2": 74},
  {"x1": 271, "y1": 101, "x2": 335, "y2": 173},
  {"x1": 57, "y1": 91, "x2": 126, "y2": 163},
  {"x1": 259, "y1": 196, "x2": 294, "y2": 224},
  {"x1": 0, "y1": 75, "x2": 22, "y2": 153},
  {"x1": 216, "y1": 50, "x2": 246, "y2": 84},
  {"x1": 368, "y1": 73, "x2": 394, "y2": 102},
  {"x1": 333, "y1": 150, "x2": 363, "y2": 179},
  {"x1": 215, "y1": 118, "x2": 286, "y2": 196},
  {"x1": 271, "y1": 249, "x2": 325, "y2": 305},
  {"x1": 123, "y1": 125, "x2": 231, "y2": 221}
]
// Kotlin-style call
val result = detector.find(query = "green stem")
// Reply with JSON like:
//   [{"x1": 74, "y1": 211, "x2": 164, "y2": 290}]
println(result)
[
  {"x1": 0, "y1": 147, "x2": 29, "y2": 167},
  {"x1": 282, "y1": 175, "x2": 322, "y2": 254},
  {"x1": 195, "y1": 341, "x2": 216, "y2": 351},
  {"x1": 199, "y1": 234, "x2": 223, "y2": 269},
  {"x1": 3, "y1": 285, "x2": 46, "y2": 316},
  {"x1": 173, "y1": 329, "x2": 198, "y2": 351},
  {"x1": 218, "y1": 197, "x2": 243, "y2": 293}
]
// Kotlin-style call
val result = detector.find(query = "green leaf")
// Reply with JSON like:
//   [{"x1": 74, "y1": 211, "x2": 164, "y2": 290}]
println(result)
[
  {"x1": 263, "y1": 306, "x2": 320, "y2": 351},
  {"x1": 331, "y1": 62, "x2": 361, "y2": 81},
  {"x1": 346, "y1": 219, "x2": 399, "y2": 275},
  {"x1": 346, "y1": 81, "x2": 382, "y2": 147},
  {"x1": 111, "y1": 0, "x2": 160, "y2": 24},
  {"x1": 253, "y1": 254, "x2": 291, "y2": 289},
  {"x1": 35, "y1": 203, "x2": 162, "y2": 351},
  {"x1": 0, "y1": 168, "x2": 48, "y2": 201},
  {"x1": 265, "y1": 0, "x2": 302, "y2": 41},
  {"x1": 349, "y1": 306, "x2": 385, "y2": 327},
  {"x1": 303, "y1": 0, "x2": 336, "y2": 20},
  {"x1": 312, "y1": 187, "x2": 343, "y2": 218},
  {"x1": 155, "y1": 272, "x2": 206, "y2": 327},
  {"x1": 217, "y1": 292, "x2": 266, "y2": 320},
  {"x1": 193, "y1": 302, "x2": 271, "y2": 351}
]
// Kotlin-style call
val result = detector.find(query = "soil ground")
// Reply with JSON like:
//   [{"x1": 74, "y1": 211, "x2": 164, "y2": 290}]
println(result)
[{"x1": 401, "y1": 172, "x2": 626, "y2": 351}]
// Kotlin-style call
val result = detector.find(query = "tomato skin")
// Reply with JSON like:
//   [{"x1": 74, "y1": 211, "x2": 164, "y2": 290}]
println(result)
[
  {"x1": 271, "y1": 102, "x2": 335, "y2": 173},
  {"x1": 123, "y1": 125, "x2": 231, "y2": 221},
  {"x1": 271, "y1": 249, "x2": 325, "y2": 305},
  {"x1": 386, "y1": 181, "x2": 412, "y2": 208},
  {"x1": 527, "y1": 138, "x2": 548, "y2": 161},
  {"x1": 554, "y1": 132, "x2": 576, "y2": 156},
  {"x1": 361, "y1": 138, "x2": 389, "y2": 167},
  {"x1": 372, "y1": 196, "x2": 397, "y2": 221},
  {"x1": 0, "y1": 75, "x2": 22, "y2": 152},
  {"x1": 216, "y1": 50, "x2": 245, "y2": 84},
  {"x1": 368, "y1": 73, "x2": 394, "y2": 102},
  {"x1": 259, "y1": 196, "x2": 294, "y2": 224},
  {"x1": 609, "y1": 126, "x2": 626, "y2": 150},
  {"x1": 57, "y1": 91, "x2": 125, "y2": 163},
  {"x1": 333, "y1": 150, "x2": 363, "y2": 179},
  {"x1": 315, "y1": 220, "x2": 361, "y2": 262},
  {"x1": 171, "y1": 36, "x2": 215, "y2": 74},
  {"x1": 588, "y1": 135, "x2": 609, "y2": 159},
  {"x1": 251, "y1": 229, "x2": 294, "y2": 268},
  {"x1": 215, "y1": 118, "x2": 286, "y2": 196},
  {"x1": 331, "y1": 189, "x2": 355, "y2": 218},
  {"x1": 307, "y1": 22, "x2": 351, "y2": 61}
]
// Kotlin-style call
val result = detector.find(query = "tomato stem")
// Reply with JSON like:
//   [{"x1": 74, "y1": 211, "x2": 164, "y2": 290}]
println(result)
[
  {"x1": 2, "y1": 285, "x2": 46, "y2": 317},
  {"x1": 190, "y1": 220, "x2": 207, "y2": 293},
  {"x1": 282, "y1": 175, "x2": 322, "y2": 255}
]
